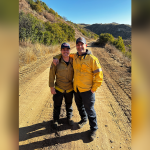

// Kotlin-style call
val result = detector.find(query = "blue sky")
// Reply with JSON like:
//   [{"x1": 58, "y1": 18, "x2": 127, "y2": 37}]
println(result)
[{"x1": 42, "y1": 0, "x2": 131, "y2": 25}]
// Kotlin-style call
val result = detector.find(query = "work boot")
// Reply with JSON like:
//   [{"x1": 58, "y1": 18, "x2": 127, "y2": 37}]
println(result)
[
  {"x1": 77, "y1": 120, "x2": 87, "y2": 129},
  {"x1": 53, "y1": 120, "x2": 58, "y2": 129},
  {"x1": 67, "y1": 118, "x2": 74, "y2": 126},
  {"x1": 89, "y1": 130, "x2": 97, "y2": 141}
]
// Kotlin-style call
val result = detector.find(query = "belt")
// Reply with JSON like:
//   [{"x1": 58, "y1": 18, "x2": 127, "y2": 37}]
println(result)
[{"x1": 55, "y1": 86, "x2": 73, "y2": 93}]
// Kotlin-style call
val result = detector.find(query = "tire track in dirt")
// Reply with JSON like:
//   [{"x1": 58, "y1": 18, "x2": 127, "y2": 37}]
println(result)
[
  {"x1": 19, "y1": 43, "x2": 131, "y2": 150},
  {"x1": 91, "y1": 45, "x2": 131, "y2": 124}
]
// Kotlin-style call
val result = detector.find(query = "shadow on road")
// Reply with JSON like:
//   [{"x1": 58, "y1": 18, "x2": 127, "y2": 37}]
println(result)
[
  {"x1": 19, "y1": 118, "x2": 91, "y2": 150},
  {"x1": 87, "y1": 42, "x2": 104, "y2": 48}
]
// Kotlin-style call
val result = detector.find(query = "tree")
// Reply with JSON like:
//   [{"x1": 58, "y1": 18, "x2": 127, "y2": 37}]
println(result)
[
  {"x1": 113, "y1": 36, "x2": 125, "y2": 52},
  {"x1": 99, "y1": 33, "x2": 114, "y2": 45}
]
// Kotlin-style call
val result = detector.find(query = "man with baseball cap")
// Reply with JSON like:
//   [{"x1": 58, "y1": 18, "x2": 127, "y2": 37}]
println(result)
[
  {"x1": 49, "y1": 42, "x2": 74, "y2": 129},
  {"x1": 53, "y1": 37, "x2": 103, "y2": 141}
]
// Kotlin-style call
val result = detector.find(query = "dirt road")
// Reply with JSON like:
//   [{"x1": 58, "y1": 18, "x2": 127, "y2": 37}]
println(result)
[{"x1": 19, "y1": 43, "x2": 131, "y2": 150}]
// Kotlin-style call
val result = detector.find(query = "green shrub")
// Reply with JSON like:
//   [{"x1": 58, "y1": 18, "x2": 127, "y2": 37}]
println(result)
[
  {"x1": 19, "y1": 27, "x2": 26, "y2": 40},
  {"x1": 79, "y1": 28, "x2": 88, "y2": 37},
  {"x1": 58, "y1": 23, "x2": 75, "y2": 41},
  {"x1": 19, "y1": 12, "x2": 45, "y2": 43},
  {"x1": 35, "y1": 0, "x2": 40, "y2": 5},
  {"x1": 93, "y1": 34, "x2": 99, "y2": 39},
  {"x1": 113, "y1": 36, "x2": 125, "y2": 52},
  {"x1": 99, "y1": 33, "x2": 114, "y2": 45},
  {"x1": 44, "y1": 22, "x2": 75, "y2": 44},
  {"x1": 26, "y1": 0, "x2": 34, "y2": 5},
  {"x1": 30, "y1": 3, "x2": 44, "y2": 13},
  {"x1": 126, "y1": 44, "x2": 131, "y2": 48},
  {"x1": 48, "y1": 8, "x2": 58, "y2": 17},
  {"x1": 40, "y1": 1, "x2": 49, "y2": 11},
  {"x1": 44, "y1": 22, "x2": 66, "y2": 44},
  {"x1": 19, "y1": 10, "x2": 75, "y2": 46},
  {"x1": 27, "y1": 0, "x2": 48, "y2": 12},
  {"x1": 125, "y1": 51, "x2": 131, "y2": 59},
  {"x1": 43, "y1": 31, "x2": 51, "y2": 45},
  {"x1": 37, "y1": 31, "x2": 44, "y2": 43},
  {"x1": 19, "y1": 12, "x2": 33, "y2": 39}
]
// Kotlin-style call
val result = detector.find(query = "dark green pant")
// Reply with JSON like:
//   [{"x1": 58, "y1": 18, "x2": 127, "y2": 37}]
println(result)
[{"x1": 53, "y1": 90, "x2": 73, "y2": 121}]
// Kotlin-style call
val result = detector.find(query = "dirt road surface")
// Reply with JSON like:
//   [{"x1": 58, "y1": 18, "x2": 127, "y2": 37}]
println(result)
[{"x1": 19, "y1": 42, "x2": 131, "y2": 150}]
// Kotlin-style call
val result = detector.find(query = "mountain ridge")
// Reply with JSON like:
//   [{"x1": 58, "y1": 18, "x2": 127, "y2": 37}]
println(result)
[{"x1": 80, "y1": 23, "x2": 131, "y2": 40}]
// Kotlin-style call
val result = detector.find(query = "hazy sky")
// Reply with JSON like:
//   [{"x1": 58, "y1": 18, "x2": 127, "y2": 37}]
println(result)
[{"x1": 42, "y1": 0, "x2": 131, "y2": 25}]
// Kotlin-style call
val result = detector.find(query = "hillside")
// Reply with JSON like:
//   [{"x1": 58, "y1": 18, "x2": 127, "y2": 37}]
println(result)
[
  {"x1": 82, "y1": 23, "x2": 131, "y2": 40},
  {"x1": 19, "y1": 0, "x2": 98, "y2": 41}
]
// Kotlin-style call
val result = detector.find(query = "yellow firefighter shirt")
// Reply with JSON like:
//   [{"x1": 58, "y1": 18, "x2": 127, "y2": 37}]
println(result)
[
  {"x1": 49, "y1": 57, "x2": 74, "y2": 93},
  {"x1": 54, "y1": 50, "x2": 103, "y2": 93}
]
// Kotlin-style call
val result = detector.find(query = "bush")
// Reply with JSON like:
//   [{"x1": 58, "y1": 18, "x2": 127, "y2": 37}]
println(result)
[
  {"x1": 44, "y1": 22, "x2": 75, "y2": 44},
  {"x1": 40, "y1": 1, "x2": 49, "y2": 11},
  {"x1": 93, "y1": 34, "x2": 99, "y2": 39},
  {"x1": 99, "y1": 33, "x2": 114, "y2": 45},
  {"x1": 30, "y1": 3, "x2": 44, "y2": 13},
  {"x1": 79, "y1": 28, "x2": 88, "y2": 37},
  {"x1": 27, "y1": 0, "x2": 48, "y2": 12},
  {"x1": 113, "y1": 36, "x2": 125, "y2": 53},
  {"x1": 44, "y1": 22, "x2": 66, "y2": 44},
  {"x1": 19, "y1": 12, "x2": 32, "y2": 39},
  {"x1": 19, "y1": 12, "x2": 45, "y2": 43},
  {"x1": 48, "y1": 8, "x2": 58, "y2": 17},
  {"x1": 126, "y1": 44, "x2": 131, "y2": 48},
  {"x1": 26, "y1": 0, "x2": 34, "y2": 5},
  {"x1": 37, "y1": 31, "x2": 44, "y2": 43},
  {"x1": 58, "y1": 23, "x2": 75, "y2": 41},
  {"x1": 125, "y1": 51, "x2": 131, "y2": 59},
  {"x1": 19, "y1": 11, "x2": 75, "y2": 46},
  {"x1": 19, "y1": 27, "x2": 26, "y2": 40},
  {"x1": 43, "y1": 31, "x2": 51, "y2": 45}
]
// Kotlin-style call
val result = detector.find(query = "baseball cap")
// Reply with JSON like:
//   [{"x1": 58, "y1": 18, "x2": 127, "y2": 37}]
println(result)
[
  {"x1": 61, "y1": 43, "x2": 70, "y2": 49},
  {"x1": 76, "y1": 37, "x2": 86, "y2": 44}
]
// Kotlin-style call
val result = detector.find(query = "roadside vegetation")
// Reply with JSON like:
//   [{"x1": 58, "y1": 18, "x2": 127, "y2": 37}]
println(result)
[
  {"x1": 19, "y1": 12, "x2": 75, "y2": 45},
  {"x1": 98, "y1": 33, "x2": 131, "y2": 59},
  {"x1": 19, "y1": 40, "x2": 75, "y2": 68},
  {"x1": 105, "y1": 44, "x2": 131, "y2": 68}
]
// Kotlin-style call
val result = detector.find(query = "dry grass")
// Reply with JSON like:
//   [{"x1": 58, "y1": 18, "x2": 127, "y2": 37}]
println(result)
[
  {"x1": 19, "y1": 41, "x2": 75, "y2": 68},
  {"x1": 43, "y1": 12, "x2": 55, "y2": 22},
  {"x1": 105, "y1": 43, "x2": 131, "y2": 67}
]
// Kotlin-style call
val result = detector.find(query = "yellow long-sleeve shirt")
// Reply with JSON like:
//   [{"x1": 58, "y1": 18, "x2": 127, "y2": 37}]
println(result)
[
  {"x1": 49, "y1": 57, "x2": 74, "y2": 93},
  {"x1": 54, "y1": 49, "x2": 103, "y2": 93}
]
